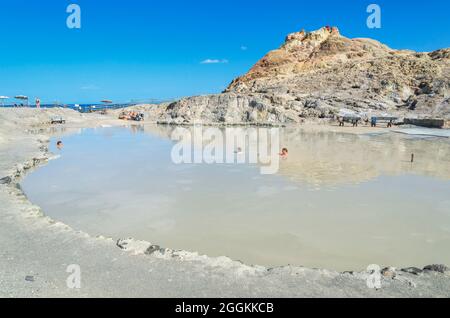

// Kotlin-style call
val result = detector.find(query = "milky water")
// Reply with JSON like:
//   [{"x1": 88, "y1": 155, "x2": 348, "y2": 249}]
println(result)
[{"x1": 21, "y1": 125, "x2": 450, "y2": 271}]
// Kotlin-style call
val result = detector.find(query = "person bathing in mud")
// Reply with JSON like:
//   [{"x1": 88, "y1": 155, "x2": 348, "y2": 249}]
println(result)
[
  {"x1": 280, "y1": 148, "x2": 289, "y2": 159},
  {"x1": 56, "y1": 141, "x2": 63, "y2": 150}
]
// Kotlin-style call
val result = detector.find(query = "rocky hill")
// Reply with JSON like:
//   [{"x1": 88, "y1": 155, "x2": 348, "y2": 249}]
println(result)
[{"x1": 153, "y1": 27, "x2": 450, "y2": 124}]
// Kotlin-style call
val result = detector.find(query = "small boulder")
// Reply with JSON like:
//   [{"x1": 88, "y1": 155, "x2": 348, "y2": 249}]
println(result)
[
  {"x1": 415, "y1": 82, "x2": 433, "y2": 95},
  {"x1": 423, "y1": 264, "x2": 449, "y2": 274},
  {"x1": 0, "y1": 176, "x2": 12, "y2": 185},
  {"x1": 25, "y1": 276, "x2": 35, "y2": 282},
  {"x1": 401, "y1": 267, "x2": 423, "y2": 275},
  {"x1": 381, "y1": 267, "x2": 397, "y2": 279},
  {"x1": 304, "y1": 99, "x2": 318, "y2": 109},
  {"x1": 145, "y1": 245, "x2": 161, "y2": 255},
  {"x1": 116, "y1": 239, "x2": 128, "y2": 250},
  {"x1": 247, "y1": 110, "x2": 258, "y2": 122}
]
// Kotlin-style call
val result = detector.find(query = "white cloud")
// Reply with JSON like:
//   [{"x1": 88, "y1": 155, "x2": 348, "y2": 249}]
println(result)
[
  {"x1": 200, "y1": 59, "x2": 229, "y2": 64},
  {"x1": 240, "y1": 45, "x2": 248, "y2": 51}
]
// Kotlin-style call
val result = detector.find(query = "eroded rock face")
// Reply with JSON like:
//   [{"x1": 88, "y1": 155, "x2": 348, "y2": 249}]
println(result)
[
  {"x1": 150, "y1": 27, "x2": 450, "y2": 124},
  {"x1": 157, "y1": 93, "x2": 307, "y2": 125}
]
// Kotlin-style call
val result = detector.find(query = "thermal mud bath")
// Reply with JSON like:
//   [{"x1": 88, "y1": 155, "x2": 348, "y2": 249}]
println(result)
[
  {"x1": 1, "y1": 109, "x2": 450, "y2": 297},
  {"x1": 20, "y1": 124, "x2": 450, "y2": 270}
]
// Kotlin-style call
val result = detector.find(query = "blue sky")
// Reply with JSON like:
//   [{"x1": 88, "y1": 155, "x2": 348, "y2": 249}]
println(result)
[{"x1": 0, "y1": 0, "x2": 449, "y2": 104}]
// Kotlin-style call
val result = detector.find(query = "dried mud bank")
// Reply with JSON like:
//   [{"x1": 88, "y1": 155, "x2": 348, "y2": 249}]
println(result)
[{"x1": 0, "y1": 108, "x2": 449, "y2": 297}]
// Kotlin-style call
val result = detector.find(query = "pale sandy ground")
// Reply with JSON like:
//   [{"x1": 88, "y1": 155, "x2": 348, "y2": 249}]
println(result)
[{"x1": 1, "y1": 107, "x2": 449, "y2": 298}]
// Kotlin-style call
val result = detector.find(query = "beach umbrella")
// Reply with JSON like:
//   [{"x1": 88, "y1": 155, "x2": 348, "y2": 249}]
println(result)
[
  {"x1": 0, "y1": 96, "x2": 9, "y2": 107},
  {"x1": 15, "y1": 95, "x2": 29, "y2": 106},
  {"x1": 100, "y1": 100, "x2": 113, "y2": 110}
]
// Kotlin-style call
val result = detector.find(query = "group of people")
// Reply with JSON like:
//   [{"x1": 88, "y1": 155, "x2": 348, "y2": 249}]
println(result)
[{"x1": 118, "y1": 111, "x2": 144, "y2": 121}]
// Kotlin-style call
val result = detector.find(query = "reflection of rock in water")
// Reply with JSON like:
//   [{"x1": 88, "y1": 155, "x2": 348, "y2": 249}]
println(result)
[
  {"x1": 141, "y1": 124, "x2": 450, "y2": 186},
  {"x1": 140, "y1": 124, "x2": 176, "y2": 140},
  {"x1": 279, "y1": 128, "x2": 450, "y2": 186}
]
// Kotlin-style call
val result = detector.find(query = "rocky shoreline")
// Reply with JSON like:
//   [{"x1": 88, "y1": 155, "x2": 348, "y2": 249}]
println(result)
[
  {"x1": 1, "y1": 108, "x2": 449, "y2": 297},
  {"x1": 121, "y1": 27, "x2": 450, "y2": 127}
]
